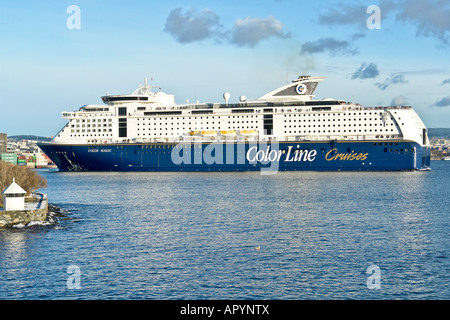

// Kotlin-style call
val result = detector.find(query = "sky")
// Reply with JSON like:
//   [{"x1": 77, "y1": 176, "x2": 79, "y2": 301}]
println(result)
[{"x1": 1, "y1": 0, "x2": 449, "y2": 137}]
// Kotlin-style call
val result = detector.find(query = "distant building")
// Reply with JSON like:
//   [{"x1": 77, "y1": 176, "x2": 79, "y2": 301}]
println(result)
[
  {"x1": 1, "y1": 153, "x2": 17, "y2": 165},
  {"x1": 0, "y1": 133, "x2": 6, "y2": 154}
]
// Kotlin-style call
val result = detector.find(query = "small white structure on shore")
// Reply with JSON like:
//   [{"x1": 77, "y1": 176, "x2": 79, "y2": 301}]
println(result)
[{"x1": 2, "y1": 178, "x2": 26, "y2": 211}]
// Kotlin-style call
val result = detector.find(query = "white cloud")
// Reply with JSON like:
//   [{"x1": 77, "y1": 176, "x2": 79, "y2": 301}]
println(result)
[
  {"x1": 318, "y1": 3, "x2": 368, "y2": 28},
  {"x1": 351, "y1": 63, "x2": 380, "y2": 80},
  {"x1": 395, "y1": 0, "x2": 450, "y2": 47},
  {"x1": 376, "y1": 74, "x2": 409, "y2": 90},
  {"x1": 432, "y1": 96, "x2": 450, "y2": 108},
  {"x1": 318, "y1": 0, "x2": 450, "y2": 47},
  {"x1": 391, "y1": 95, "x2": 408, "y2": 106},
  {"x1": 164, "y1": 9, "x2": 290, "y2": 48},
  {"x1": 229, "y1": 16, "x2": 290, "y2": 48},
  {"x1": 301, "y1": 37, "x2": 358, "y2": 56},
  {"x1": 164, "y1": 8, "x2": 221, "y2": 44}
]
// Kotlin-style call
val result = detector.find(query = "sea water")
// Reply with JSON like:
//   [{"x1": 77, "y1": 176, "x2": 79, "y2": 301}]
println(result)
[{"x1": 0, "y1": 162, "x2": 449, "y2": 299}]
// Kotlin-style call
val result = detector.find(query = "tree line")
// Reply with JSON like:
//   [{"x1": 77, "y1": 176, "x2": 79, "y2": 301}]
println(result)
[{"x1": 0, "y1": 160, "x2": 47, "y2": 208}]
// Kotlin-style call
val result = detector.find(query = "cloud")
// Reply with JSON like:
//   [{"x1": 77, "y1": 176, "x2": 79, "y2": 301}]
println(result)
[
  {"x1": 318, "y1": 3, "x2": 368, "y2": 28},
  {"x1": 351, "y1": 63, "x2": 379, "y2": 79},
  {"x1": 317, "y1": 0, "x2": 450, "y2": 47},
  {"x1": 375, "y1": 74, "x2": 409, "y2": 90},
  {"x1": 441, "y1": 79, "x2": 450, "y2": 85},
  {"x1": 229, "y1": 16, "x2": 290, "y2": 48},
  {"x1": 432, "y1": 96, "x2": 450, "y2": 107},
  {"x1": 164, "y1": 9, "x2": 290, "y2": 48},
  {"x1": 351, "y1": 33, "x2": 366, "y2": 41},
  {"x1": 395, "y1": 0, "x2": 450, "y2": 47},
  {"x1": 317, "y1": 1, "x2": 396, "y2": 28},
  {"x1": 391, "y1": 95, "x2": 408, "y2": 106},
  {"x1": 301, "y1": 37, "x2": 358, "y2": 56},
  {"x1": 164, "y1": 8, "x2": 221, "y2": 43}
]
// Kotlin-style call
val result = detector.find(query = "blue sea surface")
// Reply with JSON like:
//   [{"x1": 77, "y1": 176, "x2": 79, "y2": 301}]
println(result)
[{"x1": 0, "y1": 162, "x2": 449, "y2": 300}]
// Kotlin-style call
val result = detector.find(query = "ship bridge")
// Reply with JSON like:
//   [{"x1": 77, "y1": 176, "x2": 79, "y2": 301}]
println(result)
[{"x1": 101, "y1": 78, "x2": 175, "y2": 106}]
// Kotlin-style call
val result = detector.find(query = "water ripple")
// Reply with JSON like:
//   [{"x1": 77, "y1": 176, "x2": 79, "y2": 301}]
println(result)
[{"x1": 0, "y1": 163, "x2": 449, "y2": 299}]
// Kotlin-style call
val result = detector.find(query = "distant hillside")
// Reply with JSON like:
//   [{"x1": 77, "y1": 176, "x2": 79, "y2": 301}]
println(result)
[
  {"x1": 8, "y1": 135, "x2": 52, "y2": 142},
  {"x1": 428, "y1": 128, "x2": 450, "y2": 139}
]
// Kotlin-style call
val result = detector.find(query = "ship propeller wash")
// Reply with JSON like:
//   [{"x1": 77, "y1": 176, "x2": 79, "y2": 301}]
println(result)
[{"x1": 38, "y1": 76, "x2": 431, "y2": 171}]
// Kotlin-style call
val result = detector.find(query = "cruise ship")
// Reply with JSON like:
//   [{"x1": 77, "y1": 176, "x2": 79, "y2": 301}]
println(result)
[{"x1": 37, "y1": 76, "x2": 431, "y2": 172}]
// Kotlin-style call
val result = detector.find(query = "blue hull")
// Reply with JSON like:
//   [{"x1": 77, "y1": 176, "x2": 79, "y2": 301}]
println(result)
[{"x1": 37, "y1": 140, "x2": 431, "y2": 172}]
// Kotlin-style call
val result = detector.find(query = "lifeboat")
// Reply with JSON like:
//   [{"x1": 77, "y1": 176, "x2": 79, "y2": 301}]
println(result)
[
  {"x1": 201, "y1": 130, "x2": 217, "y2": 136},
  {"x1": 239, "y1": 130, "x2": 258, "y2": 136},
  {"x1": 220, "y1": 130, "x2": 236, "y2": 136}
]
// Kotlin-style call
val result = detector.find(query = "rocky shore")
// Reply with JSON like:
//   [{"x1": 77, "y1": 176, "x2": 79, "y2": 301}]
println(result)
[{"x1": 0, "y1": 194, "x2": 48, "y2": 228}]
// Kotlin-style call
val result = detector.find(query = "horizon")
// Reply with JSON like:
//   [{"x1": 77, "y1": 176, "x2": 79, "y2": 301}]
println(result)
[{"x1": 1, "y1": 0, "x2": 450, "y2": 136}]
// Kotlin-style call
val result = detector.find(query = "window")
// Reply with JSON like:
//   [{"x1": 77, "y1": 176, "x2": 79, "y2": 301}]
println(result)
[{"x1": 118, "y1": 107, "x2": 127, "y2": 116}]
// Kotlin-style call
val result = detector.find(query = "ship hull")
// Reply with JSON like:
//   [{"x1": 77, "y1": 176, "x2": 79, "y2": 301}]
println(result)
[{"x1": 37, "y1": 140, "x2": 431, "y2": 172}]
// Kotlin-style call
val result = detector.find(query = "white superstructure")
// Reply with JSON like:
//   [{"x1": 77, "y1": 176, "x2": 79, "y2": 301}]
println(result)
[{"x1": 51, "y1": 76, "x2": 429, "y2": 147}]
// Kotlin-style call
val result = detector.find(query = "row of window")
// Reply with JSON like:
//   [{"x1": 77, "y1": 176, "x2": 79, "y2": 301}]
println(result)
[
  {"x1": 72, "y1": 108, "x2": 404, "y2": 120},
  {"x1": 74, "y1": 119, "x2": 111, "y2": 123},
  {"x1": 70, "y1": 134, "x2": 113, "y2": 137},
  {"x1": 283, "y1": 129, "x2": 396, "y2": 134},
  {"x1": 374, "y1": 142, "x2": 400, "y2": 146},
  {"x1": 134, "y1": 115, "x2": 260, "y2": 121},
  {"x1": 72, "y1": 124, "x2": 112, "y2": 128},
  {"x1": 70, "y1": 120, "x2": 397, "y2": 130},
  {"x1": 69, "y1": 112, "x2": 400, "y2": 125},
  {"x1": 284, "y1": 123, "x2": 395, "y2": 128},
  {"x1": 71, "y1": 129, "x2": 112, "y2": 133},
  {"x1": 283, "y1": 118, "x2": 392, "y2": 122},
  {"x1": 283, "y1": 112, "x2": 389, "y2": 117},
  {"x1": 137, "y1": 120, "x2": 258, "y2": 126}
]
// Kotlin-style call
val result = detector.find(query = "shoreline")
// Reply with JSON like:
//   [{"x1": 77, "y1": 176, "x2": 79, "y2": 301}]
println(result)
[{"x1": 0, "y1": 193, "x2": 48, "y2": 228}]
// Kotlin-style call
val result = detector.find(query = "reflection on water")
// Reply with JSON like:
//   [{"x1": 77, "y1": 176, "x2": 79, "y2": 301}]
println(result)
[
  {"x1": 1, "y1": 232, "x2": 28, "y2": 273},
  {"x1": 0, "y1": 163, "x2": 449, "y2": 299}
]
